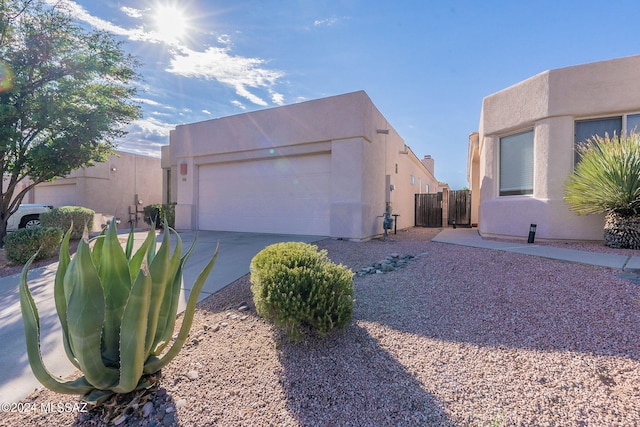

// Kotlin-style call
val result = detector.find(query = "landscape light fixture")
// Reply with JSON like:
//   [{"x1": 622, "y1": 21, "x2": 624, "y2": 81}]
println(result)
[{"x1": 527, "y1": 224, "x2": 537, "y2": 243}]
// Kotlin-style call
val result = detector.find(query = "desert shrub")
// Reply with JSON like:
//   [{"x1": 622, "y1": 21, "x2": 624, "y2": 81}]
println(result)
[
  {"x1": 4, "y1": 226, "x2": 63, "y2": 264},
  {"x1": 564, "y1": 132, "x2": 640, "y2": 248},
  {"x1": 250, "y1": 242, "x2": 354, "y2": 340},
  {"x1": 143, "y1": 203, "x2": 176, "y2": 228},
  {"x1": 40, "y1": 206, "x2": 94, "y2": 239}
]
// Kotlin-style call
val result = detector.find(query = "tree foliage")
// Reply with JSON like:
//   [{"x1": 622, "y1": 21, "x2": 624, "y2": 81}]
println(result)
[
  {"x1": 564, "y1": 132, "x2": 640, "y2": 216},
  {"x1": 0, "y1": 0, "x2": 141, "y2": 240}
]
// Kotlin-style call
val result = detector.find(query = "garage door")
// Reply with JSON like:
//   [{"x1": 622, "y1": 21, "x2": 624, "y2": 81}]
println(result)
[
  {"x1": 198, "y1": 154, "x2": 331, "y2": 235},
  {"x1": 34, "y1": 183, "x2": 78, "y2": 207}
]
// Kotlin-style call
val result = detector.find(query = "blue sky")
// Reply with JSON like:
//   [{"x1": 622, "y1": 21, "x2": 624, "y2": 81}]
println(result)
[{"x1": 52, "y1": 0, "x2": 640, "y2": 189}]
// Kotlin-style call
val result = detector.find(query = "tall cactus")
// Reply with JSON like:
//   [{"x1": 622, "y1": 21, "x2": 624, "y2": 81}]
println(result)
[{"x1": 19, "y1": 220, "x2": 218, "y2": 405}]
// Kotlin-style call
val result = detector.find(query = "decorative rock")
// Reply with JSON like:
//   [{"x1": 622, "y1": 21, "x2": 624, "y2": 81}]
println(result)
[
  {"x1": 212, "y1": 323, "x2": 220, "y2": 332},
  {"x1": 238, "y1": 305, "x2": 249, "y2": 312},
  {"x1": 220, "y1": 322, "x2": 229, "y2": 327},
  {"x1": 113, "y1": 414, "x2": 128, "y2": 425},
  {"x1": 163, "y1": 413, "x2": 175, "y2": 426},
  {"x1": 240, "y1": 315, "x2": 249, "y2": 321},
  {"x1": 186, "y1": 370, "x2": 199, "y2": 380},
  {"x1": 175, "y1": 398, "x2": 187, "y2": 409},
  {"x1": 142, "y1": 401, "x2": 154, "y2": 417},
  {"x1": 357, "y1": 252, "x2": 420, "y2": 275}
]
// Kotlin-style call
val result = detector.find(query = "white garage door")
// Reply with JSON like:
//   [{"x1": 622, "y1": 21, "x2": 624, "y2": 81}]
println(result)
[
  {"x1": 198, "y1": 154, "x2": 331, "y2": 235},
  {"x1": 34, "y1": 183, "x2": 78, "y2": 207}
]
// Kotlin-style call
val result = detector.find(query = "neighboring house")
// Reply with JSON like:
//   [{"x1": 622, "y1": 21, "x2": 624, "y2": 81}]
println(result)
[
  {"x1": 468, "y1": 55, "x2": 640, "y2": 241},
  {"x1": 162, "y1": 90, "x2": 440, "y2": 240},
  {"x1": 20, "y1": 151, "x2": 162, "y2": 230}
]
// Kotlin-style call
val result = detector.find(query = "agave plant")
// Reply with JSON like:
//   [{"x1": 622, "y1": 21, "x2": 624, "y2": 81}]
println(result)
[
  {"x1": 19, "y1": 220, "x2": 218, "y2": 405},
  {"x1": 564, "y1": 132, "x2": 640, "y2": 248}
]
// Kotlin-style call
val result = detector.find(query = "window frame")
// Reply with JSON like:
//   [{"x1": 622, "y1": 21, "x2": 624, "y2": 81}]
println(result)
[{"x1": 498, "y1": 128, "x2": 534, "y2": 197}]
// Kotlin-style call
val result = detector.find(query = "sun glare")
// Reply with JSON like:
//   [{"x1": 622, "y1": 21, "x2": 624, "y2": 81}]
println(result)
[{"x1": 154, "y1": 4, "x2": 188, "y2": 43}]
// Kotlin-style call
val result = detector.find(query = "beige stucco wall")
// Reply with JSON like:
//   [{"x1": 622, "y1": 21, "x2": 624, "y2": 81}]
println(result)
[
  {"x1": 164, "y1": 91, "x2": 439, "y2": 240},
  {"x1": 472, "y1": 55, "x2": 640, "y2": 241},
  {"x1": 31, "y1": 151, "x2": 162, "y2": 229}
]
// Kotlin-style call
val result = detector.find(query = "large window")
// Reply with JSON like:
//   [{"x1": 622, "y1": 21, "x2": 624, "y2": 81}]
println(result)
[
  {"x1": 574, "y1": 114, "x2": 640, "y2": 163},
  {"x1": 500, "y1": 130, "x2": 534, "y2": 196},
  {"x1": 574, "y1": 116, "x2": 621, "y2": 164}
]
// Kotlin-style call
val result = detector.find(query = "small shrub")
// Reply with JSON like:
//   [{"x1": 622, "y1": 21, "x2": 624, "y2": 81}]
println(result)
[
  {"x1": 4, "y1": 226, "x2": 63, "y2": 264},
  {"x1": 40, "y1": 206, "x2": 94, "y2": 239},
  {"x1": 143, "y1": 203, "x2": 176, "y2": 228},
  {"x1": 250, "y1": 242, "x2": 354, "y2": 341}
]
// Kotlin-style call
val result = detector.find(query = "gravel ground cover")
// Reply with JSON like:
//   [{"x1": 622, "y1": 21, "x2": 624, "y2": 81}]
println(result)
[{"x1": 2, "y1": 227, "x2": 639, "y2": 426}]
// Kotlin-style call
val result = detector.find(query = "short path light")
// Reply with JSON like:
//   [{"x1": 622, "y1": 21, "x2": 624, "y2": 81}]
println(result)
[{"x1": 528, "y1": 224, "x2": 537, "y2": 244}]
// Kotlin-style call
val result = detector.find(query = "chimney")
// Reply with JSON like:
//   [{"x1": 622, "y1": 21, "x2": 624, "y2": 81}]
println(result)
[{"x1": 421, "y1": 155, "x2": 434, "y2": 176}]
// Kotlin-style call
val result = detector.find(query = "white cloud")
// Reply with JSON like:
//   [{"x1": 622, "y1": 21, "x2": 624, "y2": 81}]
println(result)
[
  {"x1": 271, "y1": 91, "x2": 284, "y2": 106},
  {"x1": 120, "y1": 6, "x2": 143, "y2": 19},
  {"x1": 314, "y1": 17, "x2": 339, "y2": 27},
  {"x1": 201, "y1": 109, "x2": 212, "y2": 115},
  {"x1": 46, "y1": 0, "x2": 148, "y2": 41},
  {"x1": 117, "y1": 116, "x2": 177, "y2": 155},
  {"x1": 129, "y1": 117, "x2": 175, "y2": 139},
  {"x1": 231, "y1": 100, "x2": 246, "y2": 110},
  {"x1": 132, "y1": 97, "x2": 163, "y2": 107},
  {"x1": 313, "y1": 16, "x2": 350, "y2": 27},
  {"x1": 50, "y1": 1, "x2": 286, "y2": 107},
  {"x1": 167, "y1": 46, "x2": 284, "y2": 106},
  {"x1": 217, "y1": 34, "x2": 232, "y2": 45}
]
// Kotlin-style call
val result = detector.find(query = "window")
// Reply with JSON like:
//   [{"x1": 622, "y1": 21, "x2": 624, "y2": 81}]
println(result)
[
  {"x1": 574, "y1": 116, "x2": 622, "y2": 164},
  {"x1": 500, "y1": 130, "x2": 533, "y2": 196},
  {"x1": 410, "y1": 175, "x2": 415, "y2": 185},
  {"x1": 627, "y1": 113, "x2": 640, "y2": 133}
]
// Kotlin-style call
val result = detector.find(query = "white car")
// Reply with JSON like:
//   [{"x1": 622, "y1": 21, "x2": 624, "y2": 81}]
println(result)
[{"x1": 7, "y1": 204, "x2": 53, "y2": 231}]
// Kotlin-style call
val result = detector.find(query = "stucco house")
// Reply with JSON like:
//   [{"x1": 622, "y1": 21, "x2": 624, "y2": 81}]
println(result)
[
  {"x1": 468, "y1": 55, "x2": 640, "y2": 241},
  {"x1": 162, "y1": 91, "x2": 439, "y2": 240},
  {"x1": 21, "y1": 151, "x2": 162, "y2": 230}
]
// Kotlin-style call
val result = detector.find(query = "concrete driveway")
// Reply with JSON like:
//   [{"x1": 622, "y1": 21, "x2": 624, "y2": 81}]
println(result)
[{"x1": 0, "y1": 230, "x2": 325, "y2": 404}]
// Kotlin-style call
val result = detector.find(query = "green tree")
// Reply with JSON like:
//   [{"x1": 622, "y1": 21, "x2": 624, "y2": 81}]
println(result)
[
  {"x1": 564, "y1": 132, "x2": 640, "y2": 248},
  {"x1": 0, "y1": 0, "x2": 141, "y2": 242}
]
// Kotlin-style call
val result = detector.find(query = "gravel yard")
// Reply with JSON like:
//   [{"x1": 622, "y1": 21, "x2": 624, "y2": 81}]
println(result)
[{"x1": 2, "y1": 227, "x2": 639, "y2": 426}]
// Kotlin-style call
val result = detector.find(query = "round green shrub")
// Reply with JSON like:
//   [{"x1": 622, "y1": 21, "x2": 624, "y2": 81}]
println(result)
[
  {"x1": 4, "y1": 226, "x2": 63, "y2": 264},
  {"x1": 250, "y1": 242, "x2": 354, "y2": 340},
  {"x1": 143, "y1": 203, "x2": 176, "y2": 228},
  {"x1": 39, "y1": 206, "x2": 94, "y2": 239}
]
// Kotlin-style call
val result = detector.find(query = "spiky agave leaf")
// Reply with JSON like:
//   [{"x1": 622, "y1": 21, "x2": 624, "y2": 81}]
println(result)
[
  {"x1": 64, "y1": 232, "x2": 120, "y2": 389},
  {"x1": 20, "y1": 252, "x2": 95, "y2": 395},
  {"x1": 99, "y1": 220, "x2": 134, "y2": 367},
  {"x1": 144, "y1": 241, "x2": 219, "y2": 374}
]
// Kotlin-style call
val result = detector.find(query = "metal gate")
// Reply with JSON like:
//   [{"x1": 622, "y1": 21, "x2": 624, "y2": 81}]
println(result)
[
  {"x1": 448, "y1": 190, "x2": 471, "y2": 227},
  {"x1": 415, "y1": 193, "x2": 442, "y2": 227}
]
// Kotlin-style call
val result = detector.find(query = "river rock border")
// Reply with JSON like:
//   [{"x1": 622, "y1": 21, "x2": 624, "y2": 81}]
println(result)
[{"x1": 356, "y1": 252, "x2": 427, "y2": 276}]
